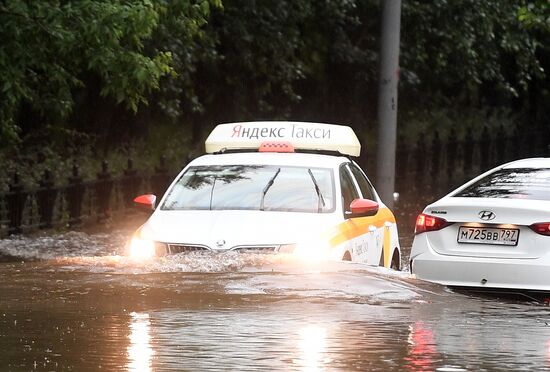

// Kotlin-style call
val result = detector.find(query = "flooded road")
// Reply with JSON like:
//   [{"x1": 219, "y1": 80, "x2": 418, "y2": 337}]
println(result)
[{"x1": 1, "y1": 231, "x2": 550, "y2": 371}]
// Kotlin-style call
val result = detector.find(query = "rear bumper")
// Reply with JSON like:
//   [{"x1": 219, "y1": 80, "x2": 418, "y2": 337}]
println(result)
[{"x1": 411, "y1": 243, "x2": 550, "y2": 292}]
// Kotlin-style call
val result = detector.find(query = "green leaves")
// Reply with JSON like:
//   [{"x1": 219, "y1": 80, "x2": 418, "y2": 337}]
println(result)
[
  {"x1": 400, "y1": 0, "x2": 546, "y2": 104},
  {"x1": 0, "y1": 0, "x2": 212, "y2": 139},
  {"x1": 518, "y1": 1, "x2": 550, "y2": 32},
  {"x1": 0, "y1": 0, "x2": 547, "y2": 151}
]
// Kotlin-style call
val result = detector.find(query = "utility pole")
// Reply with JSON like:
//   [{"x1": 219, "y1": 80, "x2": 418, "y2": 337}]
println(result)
[{"x1": 376, "y1": 0, "x2": 401, "y2": 209}]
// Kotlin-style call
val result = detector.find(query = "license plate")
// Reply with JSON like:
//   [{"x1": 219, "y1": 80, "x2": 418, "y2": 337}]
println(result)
[{"x1": 457, "y1": 226, "x2": 519, "y2": 246}]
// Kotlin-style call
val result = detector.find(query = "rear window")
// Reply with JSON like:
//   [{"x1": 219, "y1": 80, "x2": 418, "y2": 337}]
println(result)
[{"x1": 454, "y1": 168, "x2": 550, "y2": 201}]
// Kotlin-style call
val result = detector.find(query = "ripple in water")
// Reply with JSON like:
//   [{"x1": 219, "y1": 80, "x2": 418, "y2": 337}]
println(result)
[
  {"x1": 0, "y1": 230, "x2": 428, "y2": 304},
  {"x1": 0, "y1": 231, "x2": 126, "y2": 260}
]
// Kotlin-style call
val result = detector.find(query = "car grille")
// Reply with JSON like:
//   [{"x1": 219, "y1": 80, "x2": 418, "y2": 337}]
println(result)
[
  {"x1": 231, "y1": 245, "x2": 278, "y2": 253},
  {"x1": 166, "y1": 244, "x2": 210, "y2": 254}
]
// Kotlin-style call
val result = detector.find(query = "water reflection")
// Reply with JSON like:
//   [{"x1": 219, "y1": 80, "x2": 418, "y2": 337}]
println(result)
[
  {"x1": 296, "y1": 325, "x2": 329, "y2": 370},
  {"x1": 405, "y1": 322, "x2": 436, "y2": 371},
  {"x1": 128, "y1": 312, "x2": 153, "y2": 372},
  {"x1": 4, "y1": 230, "x2": 550, "y2": 371}
]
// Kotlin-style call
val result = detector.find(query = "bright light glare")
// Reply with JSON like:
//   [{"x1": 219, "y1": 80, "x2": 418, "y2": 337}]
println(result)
[
  {"x1": 278, "y1": 244, "x2": 296, "y2": 254},
  {"x1": 296, "y1": 325, "x2": 328, "y2": 370},
  {"x1": 128, "y1": 312, "x2": 153, "y2": 372},
  {"x1": 293, "y1": 240, "x2": 331, "y2": 261},
  {"x1": 129, "y1": 237, "x2": 155, "y2": 259}
]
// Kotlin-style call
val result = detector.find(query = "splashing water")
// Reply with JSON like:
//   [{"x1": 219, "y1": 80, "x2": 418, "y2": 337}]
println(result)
[
  {"x1": 0, "y1": 231, "x2": 126, "y2": 261},
  {"x1": 0, "y1": 229, "x2": 426, "y2": 304}
]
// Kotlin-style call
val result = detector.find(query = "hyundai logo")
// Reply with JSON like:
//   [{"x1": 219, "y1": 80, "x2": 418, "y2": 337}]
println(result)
[
  {"x1": 478, "y1": 210, "x2": 496, "y2": 221},
  {"x1": 216, "y1": 239, "x2": 226, "y2": 248}
]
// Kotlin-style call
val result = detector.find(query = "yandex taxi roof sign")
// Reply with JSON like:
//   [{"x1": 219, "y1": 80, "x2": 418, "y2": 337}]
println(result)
[{"x1": 205, "y1": 121, "x2": 361, "y2": 157}]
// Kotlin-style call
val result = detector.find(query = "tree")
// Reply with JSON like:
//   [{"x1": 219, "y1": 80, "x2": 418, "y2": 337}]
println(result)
[
  {"x1": 0, "y1": 0, "x2": 215, "y2": 146},
  {"x1": 400, "y1": 0, "x2": 545, "y2": 107},
  {"x1": 518, "y1": 0, "x2": 550, "y2": 32}
]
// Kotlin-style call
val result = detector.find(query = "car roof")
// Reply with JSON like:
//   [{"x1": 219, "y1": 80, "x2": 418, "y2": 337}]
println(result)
[
  {"x1": 502, "y1": 157, "x2": 550, "y2": 169},
  {"x1": 187, "y1": 152, "x2": 350, "y2": 168}
]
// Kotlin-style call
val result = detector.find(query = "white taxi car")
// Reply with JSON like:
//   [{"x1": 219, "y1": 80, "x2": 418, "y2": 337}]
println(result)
[
  {"x1": 410, "y1": 158, "x2": 550, "y2": 292},
  {"x1": 129, "y1": 121, "x2": 401, "y2": 269}
]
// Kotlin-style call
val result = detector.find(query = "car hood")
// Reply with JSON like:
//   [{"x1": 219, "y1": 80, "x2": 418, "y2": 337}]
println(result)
[{"x1": 141, "y1": 210, "x2": 339, "y2": 249}]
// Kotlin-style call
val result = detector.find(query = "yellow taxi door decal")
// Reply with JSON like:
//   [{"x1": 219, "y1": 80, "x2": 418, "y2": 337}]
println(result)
[{"x1": 328, "y1": 208, "x2": 395, "y2": 265}]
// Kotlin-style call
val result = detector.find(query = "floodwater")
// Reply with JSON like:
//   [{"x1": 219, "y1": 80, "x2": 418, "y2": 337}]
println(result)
[{"x1": 1, "y1": 230, "x2": 550, "y2": 371}]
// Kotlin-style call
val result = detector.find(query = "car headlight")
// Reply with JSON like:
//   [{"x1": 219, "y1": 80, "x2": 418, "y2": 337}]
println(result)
[
  {"x1": 293, "y1": 239, "x2": 332, "y2": 261},
  {"x1": 278, "y1": 244, "x2": 297, "y2": 254},
  {"x1": 128, "y1": 237, "x2": 156, "y2": 259}
]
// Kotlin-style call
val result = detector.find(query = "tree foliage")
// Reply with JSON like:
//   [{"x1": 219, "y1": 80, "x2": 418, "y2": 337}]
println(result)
[
  {"x1": 181, "y1": 0, "x2": 547, "y2": 135},
  {"x1": 400, "y1": 0, "x2": 546, "y2": 105},
  {"x1": 0, "y1": 0, "x2": 547, "y2": 157},
  {"x1": 0, "y1": 0, "x2": 215, "y2": 145},
  {"x1": 518, "y1": 0, "x2": 550, "y2": 32}
]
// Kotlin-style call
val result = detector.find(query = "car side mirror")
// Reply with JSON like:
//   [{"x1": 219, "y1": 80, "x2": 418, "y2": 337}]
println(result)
[
  {"x1": 134, "y1": 194, "x2": 156, "y2": 213},
  {"x1": 348, "y1": 198, "x2": 379, "y2": 218}
]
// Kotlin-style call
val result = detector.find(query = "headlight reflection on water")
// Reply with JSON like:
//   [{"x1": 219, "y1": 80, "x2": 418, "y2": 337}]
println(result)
[
  {"x1": 295, "y1": 325, "x2": 330, "y2": 370},
  {"x1": 128, "y1": 312, "x2": 154, "y2": 372}
]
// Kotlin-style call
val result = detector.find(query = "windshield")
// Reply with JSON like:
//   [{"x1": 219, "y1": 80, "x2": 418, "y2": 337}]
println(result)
[
  {"x1": 161, "y1": 165, "x2": 335, "y2": 213},
  {"x1": 454, "y1": 168, "x2": 550, "y2": 201}
]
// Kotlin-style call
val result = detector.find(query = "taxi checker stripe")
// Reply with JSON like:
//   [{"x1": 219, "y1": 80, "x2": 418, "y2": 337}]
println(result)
[{"x1": 328, "y1": 207, "x2": 396, "y2": 248}]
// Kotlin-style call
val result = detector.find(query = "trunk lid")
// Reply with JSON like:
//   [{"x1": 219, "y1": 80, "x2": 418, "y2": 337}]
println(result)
[{"x1": 423, "y1": 198, "x2": 550, "y2": 259}]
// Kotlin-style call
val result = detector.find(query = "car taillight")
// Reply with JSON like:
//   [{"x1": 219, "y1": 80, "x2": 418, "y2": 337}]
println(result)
[
  {"x1": 530, "y1": 223, "x2": 550, "y2": 236},
  {"x1": 415, "y1": 213, "x2": 450, "y2": 234}
]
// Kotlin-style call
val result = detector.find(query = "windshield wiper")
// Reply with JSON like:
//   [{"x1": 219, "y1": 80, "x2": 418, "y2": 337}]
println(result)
[
  {"x1": 260, "y1": 168, "x2": 281, "y2": 211},
  {"x1": 308, "y1": 169, "x2": 325, "y2": 213},
  {"x1": 209, "y1": 176, "x2": 217, "y2": 210}
]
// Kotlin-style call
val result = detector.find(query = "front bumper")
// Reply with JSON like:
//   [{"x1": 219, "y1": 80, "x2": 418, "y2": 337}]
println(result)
[{"x1": 156, "y1": 242, "x2": 281, "y2": 255}]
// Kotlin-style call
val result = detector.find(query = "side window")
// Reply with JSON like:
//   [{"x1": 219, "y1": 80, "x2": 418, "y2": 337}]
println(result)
[
  {"x1": 349, "y1": 163, "x2": 376, "y2": 201},
  {"x1": 340, "y1": 165, "x2": 360, "y2": 215}
]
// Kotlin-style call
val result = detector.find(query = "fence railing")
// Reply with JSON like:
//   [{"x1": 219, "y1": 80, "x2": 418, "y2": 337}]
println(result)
[
  {"x1": 1, "y1": 125, "x2": 548, "y2": 237},
  {"x1": 0, "y1": 156, "x2": 175, "y2": 237},
  {"x1": 361, "y1": 125, "x2": 550, "y2": 203}
]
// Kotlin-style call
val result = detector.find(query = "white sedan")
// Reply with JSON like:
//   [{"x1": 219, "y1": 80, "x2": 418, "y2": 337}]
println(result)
[
  {"x1": 129, "y1": 121, "x2": 401, "y2": 269},
  {"x1": 410, "y1": 157, "x2": 550, "y2": 292}
]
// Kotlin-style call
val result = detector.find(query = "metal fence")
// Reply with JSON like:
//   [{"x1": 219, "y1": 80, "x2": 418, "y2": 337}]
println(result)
[
  {"x1": 360, "y1": 124, "x2": 550, "y2": 231},
  {"x1": 1, "y1": 124, "x2": 548, "y2": 237},
  {"x1": 360, "y1": 125, "x2": 550, "y2": 202},
  {"x1": 0, "y1": 156, "x2": 175, "y2": 237}
]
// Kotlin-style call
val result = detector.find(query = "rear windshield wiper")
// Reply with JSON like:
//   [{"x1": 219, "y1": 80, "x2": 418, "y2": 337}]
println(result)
[
  {"x1": 260, "y1": 168, "x2": 281, "y2": 211},
  {"x1": 308, "y1": 169, "x2": 325, "y2": 212}
]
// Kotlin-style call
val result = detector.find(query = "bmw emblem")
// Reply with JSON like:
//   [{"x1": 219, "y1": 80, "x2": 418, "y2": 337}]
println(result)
[
  {"x1": 216, "y1": 239, "x2": 226, "y2": 248},
  {"x1": 478, "y1": 210, "x2": 496, "y2": 221}
]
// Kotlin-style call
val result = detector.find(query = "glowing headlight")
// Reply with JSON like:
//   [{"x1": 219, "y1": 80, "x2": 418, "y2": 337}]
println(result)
[
  {"x1": 278, "y1": 244, "x2": 297, "y2": 254},
  {"x1": 129, "y1": 237, "x2": 156, "y2": 259},
  {"x1": 293, "y1": 239, "x2": 331, "y2": 261}
]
